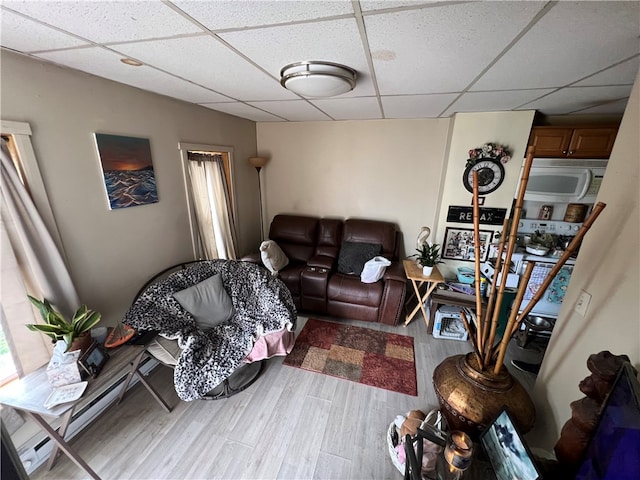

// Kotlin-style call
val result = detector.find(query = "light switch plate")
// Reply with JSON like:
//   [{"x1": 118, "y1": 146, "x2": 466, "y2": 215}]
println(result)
[{"x1": 575, "y1": 290, "x2": 591, "y2": 316}]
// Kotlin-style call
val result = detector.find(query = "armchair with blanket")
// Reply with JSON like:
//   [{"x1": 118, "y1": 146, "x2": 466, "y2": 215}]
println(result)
[{"x1": 122, "y1": 260, "x2": 297, "y2": 401}]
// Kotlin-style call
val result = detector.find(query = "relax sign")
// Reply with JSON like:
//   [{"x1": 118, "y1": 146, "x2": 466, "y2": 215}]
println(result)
[{"x1": 446, "y1": 206, "x2": 507, "y2": 225}]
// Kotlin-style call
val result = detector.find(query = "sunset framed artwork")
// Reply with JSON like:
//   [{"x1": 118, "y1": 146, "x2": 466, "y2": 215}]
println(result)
[{"x1": 94, "y1": 133, "x2": 158, "y2": 209}]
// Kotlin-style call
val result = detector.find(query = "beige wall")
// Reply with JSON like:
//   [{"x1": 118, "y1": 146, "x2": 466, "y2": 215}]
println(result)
[
  {"x1": 1, "y1": 51, "x2": 259, "y2": 326},
  {"x1": 528, "y1": 70, "x2": 640, "y2": 449},
  {"x1": 256, "y1": 119, "x2": 451, "y2": 257},
  {"x1": 434, "y1": 111, "x2": 536, "y2": 278}
]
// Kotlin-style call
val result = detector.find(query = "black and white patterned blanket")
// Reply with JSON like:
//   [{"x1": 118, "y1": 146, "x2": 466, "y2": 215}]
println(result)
[{"x1": 122, "y1": 260, "x2": 296, "y2": 401}]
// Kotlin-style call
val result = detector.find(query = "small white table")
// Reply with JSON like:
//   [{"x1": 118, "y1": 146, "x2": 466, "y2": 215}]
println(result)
[
  {"x1": 0, "y1": 344, "x2": 170, "y2": 479},
  {"x1": 403, "y1": 260, "x2": 445, "y2": 329}
]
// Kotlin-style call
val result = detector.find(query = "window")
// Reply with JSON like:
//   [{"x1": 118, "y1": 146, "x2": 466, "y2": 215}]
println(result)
[
  {"x1": 1, "y1": 121, "x2": 76, "y2": 378},
  {"x1": 178, "y1": 143, "x2": 238, "y2": 260}
]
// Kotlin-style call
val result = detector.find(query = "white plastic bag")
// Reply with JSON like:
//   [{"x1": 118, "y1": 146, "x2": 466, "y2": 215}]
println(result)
[{"x1": 360, "y1": 256, "x2": 391, "y2": 283}]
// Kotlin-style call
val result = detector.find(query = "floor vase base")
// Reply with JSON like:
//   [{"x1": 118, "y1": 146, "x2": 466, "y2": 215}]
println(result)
[{"x1": 432, "y1": 353, "x2": 535, "y2": 439}]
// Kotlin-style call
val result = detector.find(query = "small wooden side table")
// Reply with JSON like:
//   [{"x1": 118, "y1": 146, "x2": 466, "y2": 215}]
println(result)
[
  {"x1": 403, "y1": 259, "x2": 445, "y2": 328},
  {"x1": 0, "y1": 344, "x2": 171, "y2": 479}
]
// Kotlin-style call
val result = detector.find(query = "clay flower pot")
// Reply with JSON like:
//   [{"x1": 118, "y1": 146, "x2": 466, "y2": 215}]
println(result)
[{"x1": 68, "y1": 332, "x2": 93, "y2": 354}]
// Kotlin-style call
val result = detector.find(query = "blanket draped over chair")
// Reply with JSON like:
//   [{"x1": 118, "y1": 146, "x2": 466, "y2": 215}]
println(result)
[{"x1": 122, "y1": 260, "x2": 296, "y2": 401}]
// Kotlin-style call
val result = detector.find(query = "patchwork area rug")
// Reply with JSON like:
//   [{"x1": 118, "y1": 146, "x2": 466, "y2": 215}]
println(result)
[{"x1": 283, "y1": 318, "x2": 417, "y2": 396}]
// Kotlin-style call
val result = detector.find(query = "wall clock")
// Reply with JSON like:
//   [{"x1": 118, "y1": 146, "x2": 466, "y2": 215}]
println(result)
[{"x1": 462, "y1": 159, "x2": 505, "y2": 194}]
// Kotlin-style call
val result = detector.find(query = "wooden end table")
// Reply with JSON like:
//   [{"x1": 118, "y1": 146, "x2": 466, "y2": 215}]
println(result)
[
  {"x1": 402, "y1": 259, "x2": 445, "y2": 329},
  {"x1": 0, "y1": 344, "x2": 171, "y2": 479}
]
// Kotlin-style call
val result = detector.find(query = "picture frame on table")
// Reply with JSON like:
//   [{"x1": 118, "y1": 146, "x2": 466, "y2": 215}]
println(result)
[
  {"x1": 442, "y1": 227, "x2": 493, "y2": 262},
  {"x1": 78, "y1": 341, "x2": 109, "y2": 379}
]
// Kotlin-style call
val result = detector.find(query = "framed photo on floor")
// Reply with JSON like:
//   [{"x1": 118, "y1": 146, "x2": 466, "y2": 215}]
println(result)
[{"x1": 442, "y1": 227, "x2": 493, "y2": 262}]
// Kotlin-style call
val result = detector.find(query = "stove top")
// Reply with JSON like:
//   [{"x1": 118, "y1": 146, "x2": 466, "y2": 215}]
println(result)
[
  {"x1": 517, "y1": 219, "x2": 582, "y2": 235},
  {"x1": 516, "y1": 219, "x2": 582, "y2": 262}
]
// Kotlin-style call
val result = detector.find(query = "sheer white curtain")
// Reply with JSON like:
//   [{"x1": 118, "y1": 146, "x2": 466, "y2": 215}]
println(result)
[
  {"x1": 186, "y1": 152, "x2": 237, "y2": 260},
  {"x1": 1, "y1": 139, "x2": 80, "y2": 374}
]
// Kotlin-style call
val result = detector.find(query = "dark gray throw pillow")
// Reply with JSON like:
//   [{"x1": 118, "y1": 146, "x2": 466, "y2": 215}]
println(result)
[
  {"x1": 337, "y1": 241, "x2": 382, "y2": 275},
  {"x1": 172, "y1": 274, "x2": 235, "y2": 330}
]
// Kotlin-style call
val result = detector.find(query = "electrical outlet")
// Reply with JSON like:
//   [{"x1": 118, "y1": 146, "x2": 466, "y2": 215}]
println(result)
[{"x1": 575, "y1": 290, "x2": 591, "y2": 316}]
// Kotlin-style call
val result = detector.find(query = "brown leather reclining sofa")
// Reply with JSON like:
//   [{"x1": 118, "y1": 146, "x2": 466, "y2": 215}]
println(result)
[{"x1": 243, "y1": 214, "x2": 407, "y2": 326}]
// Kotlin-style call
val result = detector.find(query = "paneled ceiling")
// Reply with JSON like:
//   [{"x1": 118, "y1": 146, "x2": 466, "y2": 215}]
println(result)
[{"x1": 1, "y1": 0, "x2": 639, "y2": 122}]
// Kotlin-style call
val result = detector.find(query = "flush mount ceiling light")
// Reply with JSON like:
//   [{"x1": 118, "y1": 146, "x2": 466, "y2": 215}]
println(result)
[{"x1": 280, "y1": 61, "x2": 357, "y2": 98}]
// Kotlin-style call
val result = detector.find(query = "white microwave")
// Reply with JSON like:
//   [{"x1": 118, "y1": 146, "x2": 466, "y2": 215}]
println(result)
[{"x1": 523, "y1": 158, "x2": 607, "y2": 203}]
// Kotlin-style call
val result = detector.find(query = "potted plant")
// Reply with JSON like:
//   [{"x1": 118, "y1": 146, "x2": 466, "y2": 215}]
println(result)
[
  {"x1": 25, "y1": 296, "x2": 102, "y2": 352},
  {"x1": 414, "y1": 243, "x2": 443, "y2": 276}
]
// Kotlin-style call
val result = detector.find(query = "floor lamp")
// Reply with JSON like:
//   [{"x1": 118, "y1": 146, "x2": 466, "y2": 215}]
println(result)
[{"x1": 248, "y1": 156, "x2": 269, "y2": 240}]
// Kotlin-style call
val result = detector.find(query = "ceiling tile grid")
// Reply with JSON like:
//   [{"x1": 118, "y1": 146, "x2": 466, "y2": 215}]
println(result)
[
  {"x1": 471, "y1": 1, "x2": 640, "y2": 91},
  {"x1": 0, "y1": 9, "x2": 88, "y2": 52},
  {"x1": 246, "y1": 100, "x2": 332, "y2": 121},
  {"x1": 364, "y1": 1, "x2": 548, "y2": 95},
  {"x1": 381, "y1": 93, "x2": 459, "y2": 118},
  {"x1": 1, "y1": 0, "x2": 638, "y2": 122},
  {"x1": 112, "y1": 35, "x2": 297, "y2": 101},
  {"x1": 518, "y1": 85, "x2": 634, "y2": 115},
  {"x1": 2, "y1": 0, "x2": 202, "y2": 43},
  {"x1": 311, "y1": 97, "x2": 383, "y2": 120},
  {"x1": 34, "y1": 45, "x2": 233, "y2": 104},
  {"x1": 173, "y1": 0, "x2": 354, "y2": 31}
]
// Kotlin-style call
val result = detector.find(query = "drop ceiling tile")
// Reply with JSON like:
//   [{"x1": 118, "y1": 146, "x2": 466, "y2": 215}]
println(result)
[
  {"x1": 365, "y1": 2, "x2": 546, "y2": 95},
  {"x1": 572, "y1": 98, "x2": 631, "y2": 115},
  {"x1": 311, "y1": 97, "x2": 382, "y2": 120},
  {"x1": 201, "y1": 102, "x2": 283, "y2": 122},
  {"x1": 382, "y1": 94, "x2": 458, "y2": 118},
  {"x1": 573, "y1": 56, "x2": 640, "y2": 87},
  {"x1": 247, "y1": 101, "x2": 331, "y2": 121},
  {"x1": 360, "y1": 1, "x2": 435, "y2": 12},
  {"x1": 442, "y1": 89, "x2": 556, "y2": 117},
  {"x1": 0, "y1": 8, "x2": 88, "y2": 52},
  {"x1": 173, "y1": 0, "x2": 353, "y2": 30},
  {"x1": 115, "y1": 36, "x2": 298, "y2": 101},
  {"x1": 518, "y1": 85, "x2": 633, "y2": 115},
  {"x1": 35, "y1": 46, "x2": 232, "y2": 103},
  {"x1": 219, "y1": 18, "x2": 374, "y2": 97},
  {"x1": 2, "y1": 0, "x2": 201, "y2": 43},
  {"x1": 473, "y1": 2, "x2": 640, "y2": 91}
]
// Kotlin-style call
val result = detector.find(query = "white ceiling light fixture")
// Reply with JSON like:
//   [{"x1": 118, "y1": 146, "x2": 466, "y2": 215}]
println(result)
[{"x1": 280, "y1": 61, "x2": 357, "y2": 98}]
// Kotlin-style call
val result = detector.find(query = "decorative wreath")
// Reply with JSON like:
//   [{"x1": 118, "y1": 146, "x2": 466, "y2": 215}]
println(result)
[{"x1": 466, "y1": 143, "x2": 511, "y2": 167}]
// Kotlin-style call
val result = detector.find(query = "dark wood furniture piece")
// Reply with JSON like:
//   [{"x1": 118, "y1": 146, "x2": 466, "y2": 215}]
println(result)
[
  {"x1": 0, "y1": 344, "x2": 170, "y2": 479},
  {"x1": 528, "y1": 125, "x2": 618, "y2": 158}
]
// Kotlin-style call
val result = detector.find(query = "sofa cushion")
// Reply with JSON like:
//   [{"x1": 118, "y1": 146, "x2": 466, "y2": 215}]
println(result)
[
  {"x1": 337, "y1": 241, "x2": 382, "y2": 275},
  {"x1": 269, "y1": 214, "x2": 318, "y2": 262},
  {"x1": 260, "y1": 240, "x2": 289, "y2": 275},
  {"x1": 327, "y1": 273, "x2": 384, "y2": 307},
  {"x1": 343, "y1": 219, "x2": 398, "y2": 259},
  {"x1": 172, "y1": 274, "x2": 235, "y2": 330}
]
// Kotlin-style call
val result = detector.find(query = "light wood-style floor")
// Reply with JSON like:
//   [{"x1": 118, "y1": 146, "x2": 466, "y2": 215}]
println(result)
[{"x1": 31, "y1": 314, "x2": 537, "y2": 480}]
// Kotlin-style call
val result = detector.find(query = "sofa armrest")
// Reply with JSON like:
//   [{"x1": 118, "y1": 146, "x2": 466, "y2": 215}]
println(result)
[
  {"x1": 240, "y1": 252, "x2": 262, "y2": 265},
  {"x1": 383, "y1": 261, "x2": 406, "y2": 283},
  {"x1": 307, "y1": 254, "x2": 335, "y2": 270}
]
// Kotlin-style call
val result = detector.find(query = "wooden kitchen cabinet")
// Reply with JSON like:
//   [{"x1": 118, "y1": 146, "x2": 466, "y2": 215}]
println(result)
[{"x1": 529, "y1": 125, "x2": 618, "y2": 158}]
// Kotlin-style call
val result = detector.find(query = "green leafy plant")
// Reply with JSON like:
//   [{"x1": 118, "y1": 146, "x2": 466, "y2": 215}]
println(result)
[
  {"x1": 414, "y1": 243, "x2": 444, "y2": 267},
  {"x1": 25, "y1": 296, "x2": 101, "y2": 351}
]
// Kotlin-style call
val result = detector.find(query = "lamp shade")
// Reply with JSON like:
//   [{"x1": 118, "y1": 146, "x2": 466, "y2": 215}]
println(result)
[
  {"x1": 280, "y1": 61, "x2": 356, "y2": 98},
  {"x1": 248, "y1": 156, "x2": 269, "y2": 168}
]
